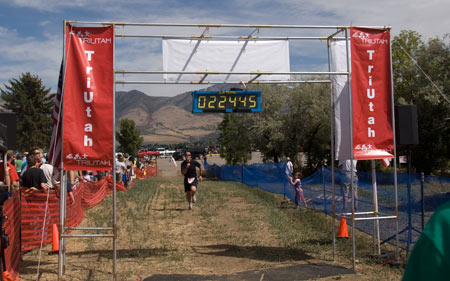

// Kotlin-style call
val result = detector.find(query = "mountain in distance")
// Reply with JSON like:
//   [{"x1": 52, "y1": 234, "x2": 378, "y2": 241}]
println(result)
[{"x1": 116, "y1": 84, "x2": 241, "y2": 144}]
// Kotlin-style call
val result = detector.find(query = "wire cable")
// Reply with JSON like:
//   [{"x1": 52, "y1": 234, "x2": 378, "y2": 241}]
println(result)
[{"x1": 399, "y1": 43, "x2": 450, "y2": 105}]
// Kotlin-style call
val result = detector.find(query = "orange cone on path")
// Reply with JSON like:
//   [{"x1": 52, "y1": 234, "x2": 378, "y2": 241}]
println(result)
[
  {"x1": 50, "y1": 224, "x2": 59, "y2": 254},
  {"x1": 337, "y1": 218, "x2": 350, "y2": 238}
]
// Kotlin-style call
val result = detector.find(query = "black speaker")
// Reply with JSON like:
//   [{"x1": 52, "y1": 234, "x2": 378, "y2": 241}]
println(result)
[
  {"x1": 0, "y1": 113, "x2": 17, "y2": 150},
  {"x1": 395, "y1": 105, "x2": 419, "y2": 145}
]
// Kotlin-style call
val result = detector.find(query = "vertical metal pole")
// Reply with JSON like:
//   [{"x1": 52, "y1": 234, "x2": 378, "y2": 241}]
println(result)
[
  {"x1": 344, "y1": 27, "x2": 356, "y2": 269},
  {"x1": 421, "y1": 172, "x2": 425, "y2": 230},
  {"x1": 371, "y1": 160, "x2": 381, "y2": 255},
  {"x1": 59, "y1": 172, "x2": 66, "y2": 277},
  {"x1": 112, "y1": 23, "x2": 118, "y2": 281},
  {"x1": 388, "y1": 31, "x2": 400, "y2": 261},
  {"x1": 63, "y1": 175, "x2": 67, "y2": 272},
  {"x1": 406, "y1": 146, "x2": 412, "y2": 253},
  {"x1": 58, "y1": 20, "x2": 67, "y2": 280},
  {"x1": 322, "y1": 166, "x2": 327, "y2": 214},
  {"x1": 327, "y1": 38, "x2": 337, "y2": 259}
]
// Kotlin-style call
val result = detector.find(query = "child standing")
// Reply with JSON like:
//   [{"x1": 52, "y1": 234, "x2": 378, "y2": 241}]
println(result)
[{"x1": 290, "y1": 172, "x2": 307, "y2": 208}]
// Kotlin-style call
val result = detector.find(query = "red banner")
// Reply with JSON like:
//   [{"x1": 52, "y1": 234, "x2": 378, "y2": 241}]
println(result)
[
  {"x1": 350, "y1": 27, "x2": 394, "y2": 160},
  {"x1": 63, "y1": 25, "x2": 114, "y2": 170}
]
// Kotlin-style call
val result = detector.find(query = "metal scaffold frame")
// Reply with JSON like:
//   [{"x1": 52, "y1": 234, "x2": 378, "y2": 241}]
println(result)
[{"x1": 59, "y1": 21, "x2": 398, "y2": 279}]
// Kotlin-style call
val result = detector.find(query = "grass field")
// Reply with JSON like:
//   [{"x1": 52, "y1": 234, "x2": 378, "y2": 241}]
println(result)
[{"x1": 19, "y1": 175, "x2": 405, "y2": 280}]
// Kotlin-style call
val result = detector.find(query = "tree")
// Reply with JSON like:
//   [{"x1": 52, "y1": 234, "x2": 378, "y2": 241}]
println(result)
[
  {"x1": 217, "y1": 84, "x2": 331, "y2": 171},
  {"x1": 0, "y1": 73, "x2": 54, "y2": 151},
  {"x1": 392, "y1": 31, "x2": 450, "y2": 174},
  {"x1": 248, "y1": 85, "x2": 288, "y2": 163},
  {"x1": 285, "y1": 83, "x2": 330, "y2": 175},
  {"x1": 217, "y1": 113, "x2": 252, "y2": 165},
  {"x1": 116, "y1": 119, "x2": 143, "y2": 156}
]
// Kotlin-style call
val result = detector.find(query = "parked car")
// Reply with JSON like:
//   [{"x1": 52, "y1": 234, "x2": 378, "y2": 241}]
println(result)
[
  {"x1": 172, "y1": 146, "x2": 207, "y2": 160},
  {"x1": 137, "y1": 148, "x2": 160, "y2": 159},
  {"x1": 154, "y1": 147, "x2": 176, "y2": 158},
  {"x1": 156, "y1": 147, "x2": 167, "y2": 157}
]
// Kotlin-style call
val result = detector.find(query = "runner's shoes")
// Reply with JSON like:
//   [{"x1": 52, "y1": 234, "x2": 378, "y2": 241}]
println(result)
[{"x1": 189, "y1": 203, "x2": 193, "y2": 210}]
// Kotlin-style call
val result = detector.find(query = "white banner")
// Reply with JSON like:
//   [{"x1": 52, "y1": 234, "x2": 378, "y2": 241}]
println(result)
[
  {"x1": 330, "y1": 40, "x2": 351, "y2": 160},
  {"x1": 162, "y1": 39, "x2": 290, "y2": 82}
]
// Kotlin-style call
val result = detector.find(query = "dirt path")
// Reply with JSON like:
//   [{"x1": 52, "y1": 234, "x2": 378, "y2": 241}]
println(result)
[{"x1": 19, "y1": 175, "x2": 357, "y2": 281}]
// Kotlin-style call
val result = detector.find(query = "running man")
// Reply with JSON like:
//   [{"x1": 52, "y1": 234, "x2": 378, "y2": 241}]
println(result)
[{"x1": 181, "y1": 151, "x2": 203, "y2": 210}]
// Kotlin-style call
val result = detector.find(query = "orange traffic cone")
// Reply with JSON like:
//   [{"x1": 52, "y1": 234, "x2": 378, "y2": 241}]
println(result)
[
  {"x1": 2, "y1": 271, "x2": 16, "y2": 281},
  {"x1": 49, "y1": 224, "x2": 59, "y2": 254},
  {"x1": 337, "y1": 218, "x2": 350, "y2": 238}
]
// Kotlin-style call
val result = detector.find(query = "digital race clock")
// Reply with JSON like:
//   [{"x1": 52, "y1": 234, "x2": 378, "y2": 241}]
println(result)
[{"x1": 192, "y1": 90, "x2": 262, "y2": 113}]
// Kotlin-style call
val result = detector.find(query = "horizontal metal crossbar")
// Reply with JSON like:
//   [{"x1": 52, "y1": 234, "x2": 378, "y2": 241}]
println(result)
[
  {"x1": 115, "y1": 80, "x2": 331, "y2": 85},
  {"x1": 353, "y1": 216, "x2": 397, "y2": 221},
  {"x1": 61, "y1": 234, "x2": 115, "y2": 238},
  {"x1": 115, "y1": 71, "x2": 348, "y2": 75},
  {"x1": 115, "y1": 34, "x2": 347, "y2": 40},
  {"x1": 67, "y1": 21, "x2": 391, "y2": 30},
  {"x1": 65, "y1": 227, "x2": 113, "y2": 231},
  {"x1": 341, "y1": 211, "x2": 375, "y2": 216},
  {"x1": 338, "y1": 212, "x2": 397, "y2": 221}
]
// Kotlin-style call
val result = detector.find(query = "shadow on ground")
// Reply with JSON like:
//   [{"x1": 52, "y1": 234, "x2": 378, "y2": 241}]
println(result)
[
  {"x1": 193, "y1": 244, "x2": 313, "y2": 262},
  {"x1": 143, "y1": 263, "x2": 355, "y2": 281}
]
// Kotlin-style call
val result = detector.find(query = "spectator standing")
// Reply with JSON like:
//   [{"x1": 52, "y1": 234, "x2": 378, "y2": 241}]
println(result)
[
  {"x1": 289, "y1": 172, "x2": 307, "y2": 208},
  {"x1": 4, "y1": 151, "x2": 20, "y2": 192},
  {"x1": 15, "y1": 153, "x2": 23, "y2": 175},
  {"x1": 115, "y1": 154, "x2": 126, "y2": 185},
  {"x1": 286, "y1": 157, "x2": 293, "y2": 178},
  {"x1": 21, "y1": 148, "x2": 43, "y2": 177},
  {"x1": 40, "y1": 162, "x2": 60, "y2": 190},
  {"x1": 339, "y1": 159, "x2": 358, "y2": 211},
  {"x1": 64, "y1": 170, "x2": 78, "y2": 204},
  {"x1": 21, "y1": 154, "x2": 48, "y2": 194}
]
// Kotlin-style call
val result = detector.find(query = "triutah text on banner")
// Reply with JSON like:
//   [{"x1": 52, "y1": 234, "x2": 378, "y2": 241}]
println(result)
[
  {"x1": 350, "y1": 27, "x2": 394, "y2": 160},
  {"x1": 62, "y1": 25, "x2": 114, "y2": 170}
]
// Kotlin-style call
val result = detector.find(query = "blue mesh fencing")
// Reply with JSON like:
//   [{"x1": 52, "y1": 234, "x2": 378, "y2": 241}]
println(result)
[{"x1": 203, "y1": 160, "x2": 450, "y2": 251}]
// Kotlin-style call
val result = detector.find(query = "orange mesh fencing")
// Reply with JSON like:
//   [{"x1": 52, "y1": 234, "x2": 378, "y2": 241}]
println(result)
[
  {"x1": 2, "y1": 165, "x2": 157, "y2": 279},
  {"x1": 3, "y1": 192, "x2": 21, "y2": 280},
  {"x1": 135, "y1": 165, "x2": 157, "y2": 179}
]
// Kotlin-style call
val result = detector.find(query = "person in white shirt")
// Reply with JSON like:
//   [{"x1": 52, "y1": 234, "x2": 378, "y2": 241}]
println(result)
[
  {"x1": 286, "y1": 157, "x2": 294, "y2": 179},
  {"x1": 339, "y1": 159, "x2": 358, "y2": 210},
  {"x1": 40, "y1": 163, "x2": 60, "y2": 191},
  {"x1": 115, "y1": 154, "x2": 126, "y2": 185}
]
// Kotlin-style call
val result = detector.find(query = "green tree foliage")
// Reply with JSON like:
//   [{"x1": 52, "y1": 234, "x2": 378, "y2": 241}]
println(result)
[
  {"x1": 392, "y1": 31, "x2": 450, "y2": 174},
  {"x1": 116, "y1": 118, "x2": 143, "y2": 156},
  {"x1": 285, "y1": 83, "x2": 330, "y2": 175},
  {"x1": 217, "y1": 113, "x2": 252, "y2": 165},
  {"x1": 217, "y1": 84, "x2": 331, "y2": 174},
  {"x1": 249, "y1": 85, "x2": 287, "y2": 163},
  {"x1": 218, "y1": 30, "x2": 449, "y2": 175},
  {"x1": 0, "y1": 73, "x2": 54, "y2": 151}
]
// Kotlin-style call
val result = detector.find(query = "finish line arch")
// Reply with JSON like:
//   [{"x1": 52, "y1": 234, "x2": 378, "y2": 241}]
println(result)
[{"x1": 56, "y1": 21, "x2": 399, "y2": 280}]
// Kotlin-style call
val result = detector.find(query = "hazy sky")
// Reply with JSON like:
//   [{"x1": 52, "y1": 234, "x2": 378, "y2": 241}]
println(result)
[{"x1": 1, "y1": 0, "x2": 448, "y2": 96}]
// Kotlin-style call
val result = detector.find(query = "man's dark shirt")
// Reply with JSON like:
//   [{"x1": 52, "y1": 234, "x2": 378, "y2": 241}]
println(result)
[
  {"x1": 181, "y1": 160, "x2": 201, "y2": 178},
  {"x1": 21, "y1": 167, "x2": 47, "y2": 189}
]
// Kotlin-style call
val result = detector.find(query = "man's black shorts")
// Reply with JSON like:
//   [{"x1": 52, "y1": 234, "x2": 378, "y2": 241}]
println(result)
[{"x1": 184, "y1": 177, "x2": 198, "y2": 192}]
